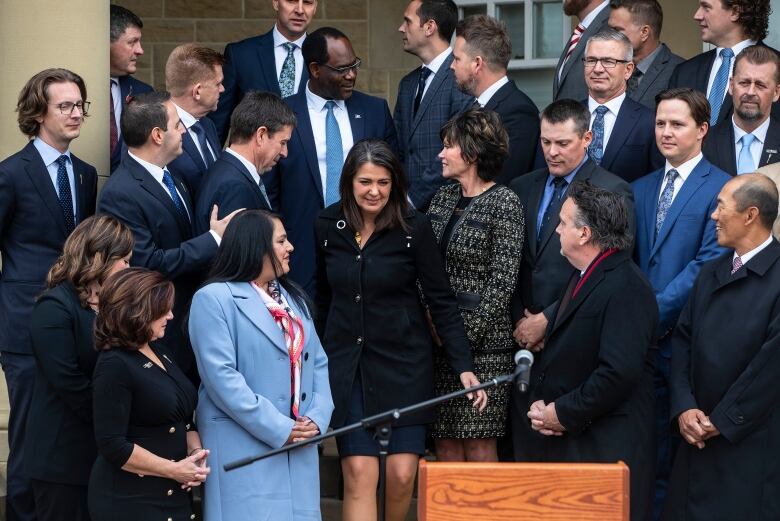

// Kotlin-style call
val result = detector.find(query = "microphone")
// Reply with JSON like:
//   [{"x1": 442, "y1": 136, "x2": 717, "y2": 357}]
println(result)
[{"x1": 514, "y1": 349, "x2": 534, "y2": 393}]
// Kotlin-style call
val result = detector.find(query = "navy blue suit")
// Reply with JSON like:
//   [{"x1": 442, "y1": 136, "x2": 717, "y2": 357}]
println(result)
[
  {"x1": 97, "y1": 155, "x2": 218, "y2": 378},
  {"x1": 0, "y1": 141, "x2": 97, "y2": 521},
  {"x1": 703, "y1": 117, "x2": 780, "y2": 176},
  {"x1": 632, "y1": 157, "x2": 730, "y2": 517},
  {"x1": 263, "y1": 88, "x2": 398, "y2": 294},
  {"x1": 590, "y1": 96, "x2": 663, "y2": 183},
  {"x1": 193, "y1": 152, "x2": 271, "y2": 235},
  {"x1": 111, "y1": 75, "x2": 154, "y2": 173},
  {"x1": 168, "y1": 117, "x2": 221, "y2": 195},
  {"x1": 209, "y1": 29, "x2": 309, "y2": 144}
]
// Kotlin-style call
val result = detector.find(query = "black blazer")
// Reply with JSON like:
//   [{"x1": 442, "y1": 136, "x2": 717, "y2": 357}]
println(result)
[
  {"x1": 0, "y1": 142, "x2": 97, "y2": 355},
  {"x1": 25, "y1": 283, "x2": 97, "y2": 485},
  {"x1": 111, "y1": 75, "x2": 154, "y2": 173},
  {"x1": 167, "y1": 116, "x2": 222, "y2": 196},
  {"x1": 97, "y1": 155, "x2": 218, "y2": 374},
  {"x1": 483, "y1": 82, "x2": 540, "y2": 184},
  {"x1": 703, "y1": 116, "x2": 780, "y2": 176},
  {"x1": 508, "y1": 159, "x2": 635, "y2": 323},
  {"x1": 193, "y1": 152, "x2": 271, "y2": 235},
  {"x1": 314, "y1": 205, "x2": 473, "y2": 427},
  {"x1": 628, "y1": 43, "x2": 684, "y2": 109}
]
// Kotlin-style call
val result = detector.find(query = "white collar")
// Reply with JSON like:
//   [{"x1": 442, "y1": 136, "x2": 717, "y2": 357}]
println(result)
[
  {"x1": 173, "y1": 102, "x2": 198, "y2": 130},
  {"x1": 224, "y1": 147, "x2": 261, "y2": 184},
  {"x1": 33, "y1": 137, "x2": 71, "y2": 167},
  {"x1": 477, "y1": 76, "x2": 510, "y2": 106},
  {"x1": 424, "y1": 47, "x2": 452, "y2": 72},
  {"x1": 716, "y1": 39, "x2": 757, "y2": 58},
  {"x1": 588, "y1": 92, "x2": 626, "y2": 116},
  {"x1": 733, "y1": 115, "x2": 770, "y2": 146},
  {"x1": 305, "y1": 82, "x2": 347, "y2": 112},
  {"x1": 736, "y1": 234, "x2": 773, "y2": 265},
  {"x1": 128, "y1": 150, "x2": 166, "y2": 181},
  {"x1": 580, "y1": 0, "x2": 609, "y2": 28},
  {"x1": 664, "y1": 152, "x2": 703, "y2": 183},
  {"x1": 272, "y1": 24, "x2": 306, "y2": 48}
]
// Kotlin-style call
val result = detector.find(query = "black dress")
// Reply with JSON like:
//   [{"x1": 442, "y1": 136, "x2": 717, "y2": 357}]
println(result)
[{"x1": 88, "y1": 344, "x2": 198, "y2": 521}]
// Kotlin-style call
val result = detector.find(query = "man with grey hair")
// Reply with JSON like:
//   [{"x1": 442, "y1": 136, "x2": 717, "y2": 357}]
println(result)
[
  {"x1": 517, "y1": 180, "x2": 657, "y2": 521},
  {"x1": 666, "y1": 173, "x2": 780, "y2": 520},
  {"x1": 583, "y1": 27, "x2": 662, "y2": 182},
  {"x1": 451, "y1": 15, "x2": 539, "y2": 183}
]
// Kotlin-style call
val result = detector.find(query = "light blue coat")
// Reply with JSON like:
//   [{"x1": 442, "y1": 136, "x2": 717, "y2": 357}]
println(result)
[{"x1": 189, "y1": 281, "x2": 334, "y2": 521}]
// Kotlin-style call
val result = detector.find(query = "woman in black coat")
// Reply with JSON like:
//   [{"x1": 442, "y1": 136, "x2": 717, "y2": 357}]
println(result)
[
  {"x1": 25, "y1": 215, "x2": 134, "y2": 521},
  {"x1": 88, "y1": 268, "x2": 208, "y2": 521},
  {"x1": 314, "y1": 139, "x2": 487, "y2": 521}
]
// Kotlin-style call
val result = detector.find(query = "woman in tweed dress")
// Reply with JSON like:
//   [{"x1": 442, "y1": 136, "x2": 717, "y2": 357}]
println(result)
[{"x1": 427, "y1": 109, "x2": 525, "y2": 461}]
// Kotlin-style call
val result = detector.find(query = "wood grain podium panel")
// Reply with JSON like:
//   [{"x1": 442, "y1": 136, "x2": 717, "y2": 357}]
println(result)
[{"x1": 418, "y1": 460, "x2": 629, "y2": 521}]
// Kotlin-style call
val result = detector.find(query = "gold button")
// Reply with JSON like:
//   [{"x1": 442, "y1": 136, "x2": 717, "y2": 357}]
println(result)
[
  {"x1": 169, "y1": 426, "x2": 176, "y2": 433},
  {"x1": 167, "y1": 489, "x2": 173, "y2": 496}
]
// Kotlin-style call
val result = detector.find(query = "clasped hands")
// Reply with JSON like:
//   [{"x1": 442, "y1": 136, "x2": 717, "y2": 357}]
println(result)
[
  {"x1": 287, "y1": 416, "x2": 320, "y2": 444},
  {"x1": 513, "y1": 309, "x2": 547, "y2": 352},
  {"x1": 678, "y1": 409, "x2": 720, "y2": 449},
  {"x1": 527, "y1": 400, "x2": 565, "y2": 436}
]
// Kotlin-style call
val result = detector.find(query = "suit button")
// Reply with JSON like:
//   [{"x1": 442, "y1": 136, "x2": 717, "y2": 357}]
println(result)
[
  {"x1": 355, "y1": 255, "x2": 361, "y2": 261},
  {"x1": 302, "y1": 392, "x2": 307, "y2": 401},
  {"x1": 167, "y1": 489, "x2": 173, "y2": 496},
  {"x1": 186, "y1": 423, "x2": 191, "y2": 430},
  {"x1": 533, "y1": 267, "x2": 540, "y2": 273},
  {"x1": 169, "y1": 426, "x2": 176, "y2": 434},
  {"x1": 355, "y1": 294, "x2": 361, "y2": 303},
  {"x1": 304, "y1": 352, "x2": 309, "y2": 361},
  {"x1": 191, "y1": 516, "x2": 196, "y2": 520},
  {"x1": 736, "y1": 415, "x2": 745, "y2": 424},
  {"x1": 357, "y1": 336, "x2": 363, "y2": 345}
]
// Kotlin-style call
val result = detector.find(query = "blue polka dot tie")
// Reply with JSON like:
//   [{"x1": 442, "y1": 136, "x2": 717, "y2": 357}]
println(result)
[
  {"x1": 55, "y1": 155, "x2": 75, "y2": 234},
  {"x1": 162, "y1": 168, "x2": 189, "y2": 220},
  {"x1": 655, "y1": 169, "x2": 678, "y2": 239}
]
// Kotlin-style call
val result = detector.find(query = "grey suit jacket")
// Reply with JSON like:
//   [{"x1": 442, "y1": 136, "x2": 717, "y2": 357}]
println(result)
[
  {"x1": 629, "y1": 43, "x2": 684, "y2": 109},
  {"x1": 553, "y1": 6, "x2": 611, "y2": 101}
]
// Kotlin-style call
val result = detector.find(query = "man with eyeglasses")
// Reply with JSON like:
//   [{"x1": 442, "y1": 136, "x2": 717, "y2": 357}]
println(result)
[
  {"x1": 583, "y1": 28, "x2": 662, "y2": 182},
  {"x1": 263, "y1": 27, "x2": 397, "y2": 295},
  {"x1": 0, "y1": 68, "x2": 97, "y2": 521}
]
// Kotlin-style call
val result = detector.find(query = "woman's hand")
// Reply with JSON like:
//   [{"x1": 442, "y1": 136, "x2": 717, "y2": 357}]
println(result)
[
  {"x1": 169, "y1": 449, "x2": 210, "y2": 488},
  {"x1": 459, "y1": 371, "x2": 487, "y2": 412},
  {"x1": 287, "y1": 416, "x2": 321, "y2": 444}
]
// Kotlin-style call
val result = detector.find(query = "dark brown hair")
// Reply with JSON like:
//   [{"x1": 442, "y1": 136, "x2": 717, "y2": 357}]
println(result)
[
  {"x1": 455, "y1": 15, "x2": 512, "y2": 70},
  {"x1": 94, "y1": 268, "x2": 174, "y2": 351},
  {"x1": 656, "y1": 88, "x2": 711, "y2": 127},
  {"x1": 339, "y1": 139, "x2": 411, "y2": 234},
  {"x1": 165, "y1": 43, "x2": 226, "y2": 97},
  {"x1": 46, "y1": 215, "x2": 134, "y2": 307},
  {"x1": 734, "y1": 44, "x2": 780, "y2": 84},
  {"x1": 440, "y1": 108, "x2": 509, "y2": 182},
  {"x1": 721, "y1": 0, "x2": 770, "y2": 42},
  {"x1": 16, "y1": 68, "x2": 88, "y2": 138},
  {"x1": 609, "y1": 0, "x2": 664, "y2": 38}
]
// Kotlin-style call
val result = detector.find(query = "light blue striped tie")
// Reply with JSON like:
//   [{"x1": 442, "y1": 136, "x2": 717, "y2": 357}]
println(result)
[
  {"x1": 708, "y1": 48, "x2": 734, "y2": 125},
  {"x1": 737, "y1": 133, "x2": 756, "y2": 174},
  {"x1": 324, "y1": 101, "x2": 343, "y2": 206}
]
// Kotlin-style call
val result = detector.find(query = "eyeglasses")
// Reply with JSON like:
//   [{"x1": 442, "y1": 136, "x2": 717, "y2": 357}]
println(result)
[
  {"x1": 320, "y1": 58, "x2": 362, "y2": 75},
  {"x1": 582, "y1": 57, "x2": 630, "y2": 69},
  {"x1": 51, "y1": 101, "x2": 91, "y2": 116}
]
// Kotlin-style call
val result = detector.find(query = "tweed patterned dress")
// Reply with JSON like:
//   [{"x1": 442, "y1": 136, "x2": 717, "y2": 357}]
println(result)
[{"x1": 427, "y1": 183, "x2": 524, "y2": 438}]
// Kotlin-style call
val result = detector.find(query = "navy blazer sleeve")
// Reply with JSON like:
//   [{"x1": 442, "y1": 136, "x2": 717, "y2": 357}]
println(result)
[{"x1": 92, "y1": 353, "x2": 135, "y2": 468}]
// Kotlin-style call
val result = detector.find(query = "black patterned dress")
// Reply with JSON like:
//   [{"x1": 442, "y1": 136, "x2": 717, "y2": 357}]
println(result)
[{"x1": 427, "y1": 183, "x2": 524, "y2": 438}]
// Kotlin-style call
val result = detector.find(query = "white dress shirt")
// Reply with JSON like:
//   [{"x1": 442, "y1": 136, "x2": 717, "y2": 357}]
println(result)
[
  {"x1": 658, "y1": 152, "x2": 703, "y2": 203},
  {"x1": 706, "y1": 39, "x2": 756, "y2": 100},
  {"x1": 33, "y1": 137, "x2": 77, "y2": 217},
  {"x1": 588, "y1": 92, "x2": 626, "y2": 151},
  {"x1": 418, "y1": 47, "x2": 452, "y2": 100},
  {"x1": 174, "y1": 103, "x2": 216, "y2": 164},
  {"x1": 733, "y1": 116, "x2": 770, "y2": 173},
  {"x1": 736, "y1": 234, "x2": 773, "y2": 265},
  {"x1": 476, "y1": 76, "x2": 510, "y2": 107},
  {"x1": 305, "y1": 83, "x2": 355, "y2": 199},
  {"x1": 273, "y1": 25, "x2": 306, "y2": 96}
]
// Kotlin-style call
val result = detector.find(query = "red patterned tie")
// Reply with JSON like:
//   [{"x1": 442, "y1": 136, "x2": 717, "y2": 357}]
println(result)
[{"x1": 562, "y1": 24, "x2": 586, "y2": 66}]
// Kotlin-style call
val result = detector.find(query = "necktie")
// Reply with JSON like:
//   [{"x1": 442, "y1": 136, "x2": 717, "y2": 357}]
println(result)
[
  {"x1": 324, "y1": 101, "x2": 343, "y2": 206},
  {"x1": 258, "y1": 178, "x2": 271, "y2": 208},
  {"x1": 413, "y1": 66, "x2": 432, "y2": 115},
  {"x1": 279, "y1": 42, "x2": 296, "y2": 98},
  {"x1": 162, "y1": 168, "x2": 189, "y2": 220},
  {"x1": 589, "y1": 105, "x2": 609, "y2": 165},
  {"x1": 191, "y1": 121, "x2": 215, "y2": 168},
  {"x1": 110, "y1": 80, "x2": 119, "y2": 155},
  {"x1": 627, "y1": 68, "x2": 642, "y2": 94},
  {"x1": 708, "y1": 48, "x2": 734, "y2": 125},
  {"x1": 561, "y1": 23, "x2": 586, "y2": 71},
  {"x1": 55, "y1": 155, "x2": 75, "y2": 234},
  {"x1": 737, "y1": 133, "x2": 756, "y2": 174},
  {"x1": 731, "y1": 255, "x2": 743, "y2": 274},
  {"x1": 655, "y1": 169, "x2": 679, "y2": 237},
  {"x1": 538, "y1": 176, "x2": 568, "y2": 241}
]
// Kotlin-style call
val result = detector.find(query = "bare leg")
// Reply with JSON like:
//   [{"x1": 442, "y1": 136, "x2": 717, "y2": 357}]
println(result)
[
  {"x1": 464, "y1": 438, "x2": 498, "y2": 462},
  {"x1": 384, "y1": 453, "x2": 420, "y2": 521},
  {"x1": 342, "y1": 455, "x2": 379, "y2": 521},
  {"x1": 434, "y1": 438, "x2": 466, "y2": 462}
]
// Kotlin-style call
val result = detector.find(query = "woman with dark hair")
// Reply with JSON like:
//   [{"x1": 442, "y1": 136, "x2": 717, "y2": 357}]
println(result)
[
  {"x1": 314, "y1": 138, "x2": 487, "y2": 521},
  {"x1": 188, "y1": 209, "x2": 333, "y2": 521},
  {"x1": 427, "y1": 109, "x2": 524, "y2": 461},
  {"x1": 88, "y1": 268, "x2": 207, "y2": 521},
  {"x1": 25, "y1": 215, "x2": 132, "y2": 521}
]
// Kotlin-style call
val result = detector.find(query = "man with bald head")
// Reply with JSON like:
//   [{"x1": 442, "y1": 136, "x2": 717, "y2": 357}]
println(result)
[{"x1": 666, "y1": 173, "x2": 780, "y2": 520}]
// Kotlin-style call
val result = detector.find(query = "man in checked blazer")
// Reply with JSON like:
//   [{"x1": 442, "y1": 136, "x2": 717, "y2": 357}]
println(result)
[{"x1": 395, "y1": 0, "x2": 472, "y2": 210}]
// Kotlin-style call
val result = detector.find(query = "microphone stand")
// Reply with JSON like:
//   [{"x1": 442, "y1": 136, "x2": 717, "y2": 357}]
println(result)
[{"x1": 224, "y1": 363, "x2": 529, "y2": 521}]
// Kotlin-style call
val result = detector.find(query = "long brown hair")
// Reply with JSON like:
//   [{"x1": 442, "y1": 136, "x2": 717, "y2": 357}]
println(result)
[{"x1": 46, "y1": 215, "x2": 134, "y2": 307}]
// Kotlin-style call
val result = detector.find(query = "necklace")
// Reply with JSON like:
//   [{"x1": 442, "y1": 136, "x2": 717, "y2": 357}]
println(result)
[{"x1": 354, "y1": 231, "x2": 362, "y2": 247}]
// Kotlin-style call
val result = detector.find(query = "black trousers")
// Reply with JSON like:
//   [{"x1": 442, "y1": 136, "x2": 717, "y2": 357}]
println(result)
[{"x1": 31, "y1": 480, "x2": 89, "y2": 521}]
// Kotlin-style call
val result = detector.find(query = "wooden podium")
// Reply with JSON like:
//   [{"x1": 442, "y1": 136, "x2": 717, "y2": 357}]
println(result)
[{"x1": 417, "y1": 459, "x2": 629, "y2": 521}]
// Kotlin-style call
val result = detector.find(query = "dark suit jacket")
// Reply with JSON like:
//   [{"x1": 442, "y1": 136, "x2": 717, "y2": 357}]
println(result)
[
  {"x1": 630, "y1": 43, "x2": 684, "y2": 109},
  {"x1": 669, "y1": 42, "x2": 780, "y2": 126},
  {"x1": 25, "y1": 283, "x2": 97, "y2": 485},
  {"x1": 193, "y1": 151, "x2": 271, "y2": 235},
  {"x1": 97, "y1": 155, "x2": 218, "y2": 374},
  {"x1": 484, "y1": 81, "x2": 539, "y2": 184},
  {"x1": 167, "y1": 116, "x2": 222, "y2": 196},
  {"x1": 590, "y1": 95, "x2": 664, "y2": 182},
  {"x1": 508, "y1": 159, "x2": 635, "y2": 324},
  {"x1": 632, "y1": 158, "x2": 730, "y2": 345},
  {"x1": 209, "y1": 29, "x2": 309, "y2": 144},
  {"x1": 0, "y1": 141, "x2": 97, "y2": 354},
  {"x1": 263, "y1": 89, "x2": 398, "y2": 294},
  {"x1": 394, "y1": 53, "x2": 472, "y2": 209},
  {"x1": 702, "y1": 117, "x2": 780, "y2": 176},
  {"x1": 666, "y1": 241, "x2": 780, "y2": 521},
  {"x1": 553, "y1": 6, "x2": 611, "y2": 102},
  {"x1": 111, "y1": 75, "x2": 154, "y2": 173}
]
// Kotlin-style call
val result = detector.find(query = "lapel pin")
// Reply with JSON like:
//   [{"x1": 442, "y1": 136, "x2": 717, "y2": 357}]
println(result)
[
  {"x1": 336, "y1": 220, "x2": 346, "y2": 230},
  {"x1": 143, "y1": 361, "x2": 153, "y2": 369},
  {"x1": 354, "y1": 114, "x2": 362, "y2": 119}
]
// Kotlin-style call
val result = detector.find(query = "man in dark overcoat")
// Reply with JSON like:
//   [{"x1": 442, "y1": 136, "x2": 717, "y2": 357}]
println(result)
[{"x1": 665, "y1": 173, "x2": 780, "y2": 521}]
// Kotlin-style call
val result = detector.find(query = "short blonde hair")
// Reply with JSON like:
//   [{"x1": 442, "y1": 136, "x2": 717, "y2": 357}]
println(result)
[{"x1": 165, "y1": 43, "x2": 225, "y2": 97}]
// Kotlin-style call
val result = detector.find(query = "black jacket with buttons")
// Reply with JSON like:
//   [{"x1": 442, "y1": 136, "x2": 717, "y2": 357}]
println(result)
[{"x1": 314, "y1": 204, "x2": 473, "y2": 427}]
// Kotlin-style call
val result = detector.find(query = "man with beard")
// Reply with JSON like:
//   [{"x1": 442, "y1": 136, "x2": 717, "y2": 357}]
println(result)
[
  {"x1": 450, "y1": 15, "x2": 539, "y2": 184},
  {"x1": 554, "y1": 0, "x2": 611, "y2": 102},
  {"x1": 262, "y1": 27, "x2": 397, "y2": 294},
  {"x1": 703, "y1": 45, "x2": 780, "y2": 175}
]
